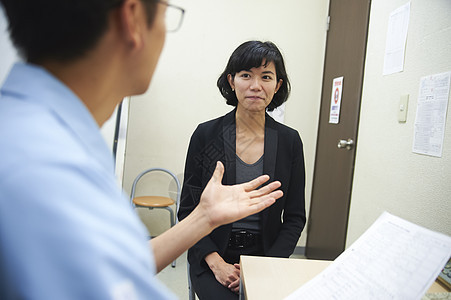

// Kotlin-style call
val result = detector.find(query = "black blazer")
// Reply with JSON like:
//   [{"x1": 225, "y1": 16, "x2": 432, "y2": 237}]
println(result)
[{"x1": 178, "y1": 109, "x2": 306, "y2": 276}]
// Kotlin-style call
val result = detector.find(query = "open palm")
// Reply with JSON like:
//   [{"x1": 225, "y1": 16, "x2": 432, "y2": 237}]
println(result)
[{"x1": 199, "y1": 161, "x2": 283, "y2": 228}]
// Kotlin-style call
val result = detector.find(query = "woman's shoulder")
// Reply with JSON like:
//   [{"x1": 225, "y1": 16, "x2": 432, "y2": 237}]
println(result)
[
  {"x1": 196, "y1": 110, "x2": 234, "y2": 132},
  {"x1": 198, "y1": 115, "x2": 223, "y2": 128},
  {"x1": 266, "y1": 114, "x2": 301, "y2": 138}
]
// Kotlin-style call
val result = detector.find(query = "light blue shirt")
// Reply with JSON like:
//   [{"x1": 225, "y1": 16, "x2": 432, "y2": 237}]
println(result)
[{"x1": 0, "y1": 63, "x2": 175, "y2": 299}]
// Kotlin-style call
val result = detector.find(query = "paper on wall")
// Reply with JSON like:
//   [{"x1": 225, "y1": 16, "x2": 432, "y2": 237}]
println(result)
[
  {"x1": 383, "y1": 2, "x2": 410, "y2": 75},
  {"x1": 412, "y1": 71, "x2": 451, "y2": 158}
]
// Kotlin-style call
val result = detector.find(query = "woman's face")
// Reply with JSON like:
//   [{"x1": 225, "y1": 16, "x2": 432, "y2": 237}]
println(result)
[{"x1": 228, "y1": 61, "x2": 282, "y2": 114}]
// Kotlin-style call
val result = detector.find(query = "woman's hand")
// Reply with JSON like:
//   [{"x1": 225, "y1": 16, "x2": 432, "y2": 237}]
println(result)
[
  {"x1": 228, "y1": 264, "x2": 241, "y2": 294},
  {"x1": 198, "y1": 161, "x2": 283, "y2": 230},
  {"x1": 206, "y1": 253, "x2": 241, "y2": 293}
]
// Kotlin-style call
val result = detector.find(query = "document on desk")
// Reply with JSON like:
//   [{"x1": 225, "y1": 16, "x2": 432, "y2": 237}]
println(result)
[{"x1": 285, "y1": 212, "x2": 451, "y2": 300}]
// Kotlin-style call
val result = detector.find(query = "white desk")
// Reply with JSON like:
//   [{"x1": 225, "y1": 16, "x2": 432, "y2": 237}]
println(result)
[{"x1": 239, "y1": 256, "x2": 449, "y2": 300}]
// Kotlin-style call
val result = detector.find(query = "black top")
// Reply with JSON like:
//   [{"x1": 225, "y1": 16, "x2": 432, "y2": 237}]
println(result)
[
  {"x1": 232, "y1": 154, "x2": 264, "y2": 233},
  {"x1": 178, "y1": 109, "x2": 306, "y2": 276}
]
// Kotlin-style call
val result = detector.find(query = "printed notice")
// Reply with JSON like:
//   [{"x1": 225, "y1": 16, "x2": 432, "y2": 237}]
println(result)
[
  {"x1": 412, "y1": 71, "x2": 451, "y2": 157},
  {"x1": 329, "y1": 76, "x2": 344, "y2": 124},
  {"x1": 383, "y1": 2, "x2": 410, "y2": 75},
  {"x1": 285, "y1": 212, "x2": 451, "y2": 300}
]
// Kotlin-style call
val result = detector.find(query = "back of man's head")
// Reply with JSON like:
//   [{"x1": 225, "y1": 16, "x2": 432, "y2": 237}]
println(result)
[
  {"x1": 0, "y1": 0, "x2": 158, "y2": 64},
  {"x1": 0, "y1": 0, "x2": 123, "y2": 63}
]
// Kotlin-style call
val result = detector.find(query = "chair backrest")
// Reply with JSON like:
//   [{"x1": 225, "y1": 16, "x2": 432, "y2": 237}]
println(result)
[{"x1": 129, "y1": 168, "x2": 181, "y2": 213}]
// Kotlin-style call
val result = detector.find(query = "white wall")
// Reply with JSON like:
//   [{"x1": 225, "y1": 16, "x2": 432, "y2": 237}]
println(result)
[
  {"x1": 0, "y1": 6, "x2": 19, "y2": 85},
  {"x1": 347, "y1": 0, "x2": 451, "y2": 246},
  {"x1": 124, "y1": 0, "x2": 330, "y2": 240}
]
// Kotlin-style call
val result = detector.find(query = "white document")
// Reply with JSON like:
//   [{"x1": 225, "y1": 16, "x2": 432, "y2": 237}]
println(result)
[
  {"x1": 329, "y1": 76, "x2": 344, "y2": 124},
  {"x1": 412, "y1": 71, "x2": 451, "y2": 157},
  {"x1": 383, "y1": 2, "x2": 410, "y2": 75},
  {"x1": 285, "y1": 212, "x2": 451, "y2": 300}
]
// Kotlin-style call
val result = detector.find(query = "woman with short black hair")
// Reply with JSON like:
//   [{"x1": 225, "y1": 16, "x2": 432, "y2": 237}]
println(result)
[{"x1": 179, "y1": 40, "x2": 307, "y2": 300}]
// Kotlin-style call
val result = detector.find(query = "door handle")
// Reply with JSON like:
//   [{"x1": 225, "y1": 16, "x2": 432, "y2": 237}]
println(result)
[{"x1": 337, "y1": 139, "x2": 354, "y2": 150}]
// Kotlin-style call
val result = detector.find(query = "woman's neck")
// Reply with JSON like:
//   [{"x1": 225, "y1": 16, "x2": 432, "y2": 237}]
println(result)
[
  {"x1": 235, "y1": 107, "x2": 265, "y2": 164},
  {"x1": 235, "y1": 106, "x2": 266, "y2": 135}
]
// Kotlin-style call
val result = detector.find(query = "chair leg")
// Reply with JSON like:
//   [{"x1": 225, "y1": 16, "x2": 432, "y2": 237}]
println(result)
[
  {"x1": 188, "y1": 262, "x2": 196, "y2": 300},
  {"x1": 164, "y1": 207, "x2": 177, "y2": 268}
]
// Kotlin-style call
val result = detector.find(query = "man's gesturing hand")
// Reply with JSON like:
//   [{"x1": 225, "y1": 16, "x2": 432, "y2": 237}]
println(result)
[{"x1": 198, "y1": 161, "x2": 283, "y2": 229}]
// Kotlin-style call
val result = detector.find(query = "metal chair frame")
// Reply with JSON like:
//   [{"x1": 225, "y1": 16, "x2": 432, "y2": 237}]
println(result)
[
  {"x1": 130, "y1": 168, "x2": 181, "y2": 268},
  {"x1": 188, "y1": 261, "x2": 196, "y2": 300}
]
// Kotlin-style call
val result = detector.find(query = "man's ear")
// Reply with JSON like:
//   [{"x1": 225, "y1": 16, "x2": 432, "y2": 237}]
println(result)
[{"x1": 118, "y1": 0, "x2": 144, "y2": 49}]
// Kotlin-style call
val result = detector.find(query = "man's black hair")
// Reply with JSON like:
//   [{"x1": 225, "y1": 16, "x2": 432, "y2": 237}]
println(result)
[{"x1": 0, "y1": 0, "x2": 157, "y2": 63}]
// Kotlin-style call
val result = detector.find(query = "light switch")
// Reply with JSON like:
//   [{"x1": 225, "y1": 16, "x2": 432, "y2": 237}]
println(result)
[{"x1": 398, "y1": 94, "x2": 409, "y2": 123}]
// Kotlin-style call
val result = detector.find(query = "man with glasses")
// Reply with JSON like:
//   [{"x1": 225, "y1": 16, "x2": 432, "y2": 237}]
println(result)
[{"x1": 0, "y1": 0, "x2": 282, "y2": 299}]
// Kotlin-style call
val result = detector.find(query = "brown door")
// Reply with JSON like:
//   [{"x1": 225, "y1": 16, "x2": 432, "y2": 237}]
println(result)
[{"x1": 305, "y1": 0, "x2": 371, "y2": 260}]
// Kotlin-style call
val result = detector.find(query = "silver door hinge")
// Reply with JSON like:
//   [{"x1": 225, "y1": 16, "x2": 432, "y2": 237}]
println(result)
[{"x1": 326, "y1": 16, "x2": 330, "y2": 31}]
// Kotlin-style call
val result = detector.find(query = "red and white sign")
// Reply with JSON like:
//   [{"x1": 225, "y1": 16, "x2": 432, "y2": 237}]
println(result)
[{"x1": 329, "y1": 76, "x2": 344, "y2": 124}]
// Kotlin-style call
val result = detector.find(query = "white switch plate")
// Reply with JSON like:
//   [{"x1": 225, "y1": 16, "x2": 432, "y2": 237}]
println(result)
[{"x1": 398, "y1": 94, "x2": 409, "y2": 122}]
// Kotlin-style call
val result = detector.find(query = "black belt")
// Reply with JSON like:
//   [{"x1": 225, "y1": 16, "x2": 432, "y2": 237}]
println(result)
[{"x1": 228, "y1": 230, "x2": 261, "y2": 250}]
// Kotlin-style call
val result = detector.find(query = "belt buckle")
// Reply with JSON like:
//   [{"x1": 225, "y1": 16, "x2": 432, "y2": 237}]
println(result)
[
  {"x1": 236, "y1": 230, "x2": 247, "y2": 248},
  {"x1": 229, "y1": 230, "x2": 257, "y2": 249}
]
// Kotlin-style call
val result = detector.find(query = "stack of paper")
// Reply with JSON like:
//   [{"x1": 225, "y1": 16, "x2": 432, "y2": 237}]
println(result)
[{"x1": 286, "y1": 212, "x2": 451, "y2": 300}]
